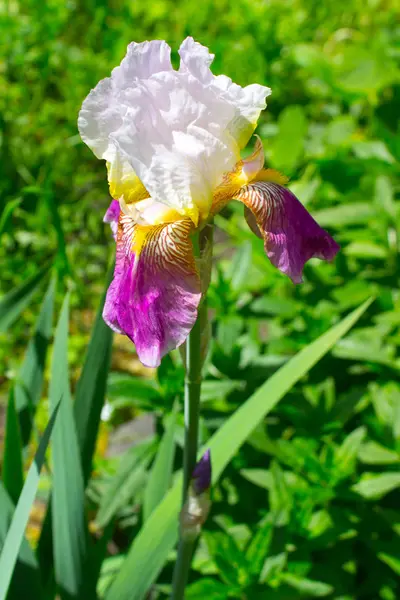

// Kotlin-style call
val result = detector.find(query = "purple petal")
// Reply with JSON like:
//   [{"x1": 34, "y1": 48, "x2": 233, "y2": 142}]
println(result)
[
  {"x1": 103, "y1": 200, "x2": 120, "y2": 239},
  {"x1": 238, "y1": 181, "x2": 340, "y2": 283},
  {"x1": 192, "y1": 449, "x2": 212, "y2": 495},
  {"x1": 103, "y1": 213, "x2": 201, "y2": 368}
]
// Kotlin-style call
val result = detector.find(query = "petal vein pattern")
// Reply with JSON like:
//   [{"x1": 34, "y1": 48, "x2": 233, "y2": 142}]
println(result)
[
  {"x1": 235, "y1": 181, "x2": 340, "y2": 283},
  {"x1": 103, "y1": 213, "x2": 201, "y2": 368}
]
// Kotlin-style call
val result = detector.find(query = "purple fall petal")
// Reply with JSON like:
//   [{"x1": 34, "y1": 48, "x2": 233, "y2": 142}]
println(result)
[
  {"x1": 238, "y1": 181, "x2": 339, "y2": 283},
  {"x1": 103, "y1": 214, "x2": 201, "y2": 368},
  {"x1": 103, "y1": 200, "x2": 120, "y2": 239},
  {"x1": 192, "y1": 449, "x2": 212, "y2": 495}
]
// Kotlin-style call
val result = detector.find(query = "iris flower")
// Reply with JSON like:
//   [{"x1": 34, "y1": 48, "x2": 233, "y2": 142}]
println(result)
[{"x1": 78, "y1": 38, "x2": 339, "y2": 368}]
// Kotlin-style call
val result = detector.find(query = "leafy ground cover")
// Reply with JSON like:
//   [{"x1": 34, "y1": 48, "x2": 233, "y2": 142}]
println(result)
[{"x1": 0, "y1": 0, "x2": 399, "y2": 598}]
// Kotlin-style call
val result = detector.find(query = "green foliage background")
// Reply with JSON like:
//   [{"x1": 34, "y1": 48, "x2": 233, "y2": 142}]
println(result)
[{"x1": 1, "y1": 0, "x2": 400, "y2": 598}]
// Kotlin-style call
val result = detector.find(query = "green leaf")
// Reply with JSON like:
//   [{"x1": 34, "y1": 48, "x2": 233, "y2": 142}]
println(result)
[
  {"x1": 204, "y1": 531, "x2": 249, "y2": 589},
  {"x1": 375, "y1": 175, "x2": 396, "y2": 220},
  {"x1": 245, "y1": 518, "x2": 273, "y2": 580},
  {"x1": 0, "y1": 264, "x2": 50, "y2": 333},
  {"x1": 378, "y1": 552, "x2": 400, "y2": 576},
  {"x1": 49, "y1": 294, "x2": 87, "y2": 598},
  {"x1": 104, "y1": 298, "x2": 372, "y2": 600},
  {"x1": 143, "y1": 412, "x2": 176, "y2": 522},
  {"x1": 352, "y1": 472, "x2": 400, "y2": 499},
  {"x1": 280, "y1": 573, "x2": 333, "y2": 597},
  {"x1": 251, "y1": 296, "x2": 298, "y2": 318},
  {"x1": 240, "y1": 469, "x2": 272, "y2": 489},
  {"x1": 107, "y1": 373, "x2": 162, "y2": 408},
  {"x1": 185, "y1": 578, "x2": 230, "y2": 599},
  {"x1": 74, "y1": 268, "x2": 113, "y2": 484},
  {"x1": 0, "y1": 403, "x2": 60, "y2": 600},
  {"x1": 228, "y1": 241, "x2": 253, "y2": 292},
  {"x1": 14, "y1": 277, "x2": 55, "y2": 447},
  {"x1": 0, "y1": 198, "x2": 22, "y2": 238},
  {"x1": 353, "y1": 140, "x2": 395, "y2": 163},
  {"x1": 200, "y1": 380, "x2": 244, "y2": 404},
  {"x1": 358, "y1": 441, "x2": 399, "y2": 465},
  {"x1": 272, "y1": 106, "x2": 308, "y2": 173},
  {"x1": 95, "y1": 438, "x2": 156, "y2": 529},
  {"x1": 269, "y1": 461, "x2": 292, "y2": 526},
  {"x1": 335, "y1": 426, "x2": 366, "y2": 476},
  {"x1": 312, "y1": 203, "x2": 377, "y2": 228},
  {"x1": 3, "y1": 388, "x2": 24, "y2": 505},
  {"x1": 0, "y1": 482, "x2": 42, "y2": 600}
]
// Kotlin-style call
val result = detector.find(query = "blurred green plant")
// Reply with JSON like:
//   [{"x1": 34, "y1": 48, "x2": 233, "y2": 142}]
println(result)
[{"x1": 1, "y1": 0, "x2": 400, "y2": 598}]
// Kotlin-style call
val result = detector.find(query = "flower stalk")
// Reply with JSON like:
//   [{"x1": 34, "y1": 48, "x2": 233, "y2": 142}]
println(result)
[{"x1": 171, "y1": 228, "x2": 212, "y2": 599}]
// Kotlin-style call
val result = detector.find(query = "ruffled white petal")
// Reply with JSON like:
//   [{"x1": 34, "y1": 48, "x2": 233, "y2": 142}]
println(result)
[
  {"x1": 78, "y1": 38, "x2": 269, "y2": 220},
  {"x1": 179, "y1": 37, "x2": 271, "y2": 148}
]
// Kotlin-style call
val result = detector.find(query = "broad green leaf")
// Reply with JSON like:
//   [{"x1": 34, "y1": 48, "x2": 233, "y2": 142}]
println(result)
[
  {"x1": 2, "y1": 388, "x2": 24, "y2": 505},
  {"x1": 200, "y1": 380, "x2": 244, "y2": 403},
  {"x1": 0, "y1": 264, "x2": 50, "y2": 333},
  {"x1": 345, "y1": 241, "x2": 387, "y2": 259},
  {"x1": 271, "y1": 105, "x2": 307, "y2": 173},
  {"x1": 313, "y1": 203, "x2": 377, "y2": 228},
  {"x1": 280, "y1": 573, "x2": 333, "y2": 597},
  {"x1": 335, "y1": 426, "x2": 366, "y2": 476},
  {"x1": 0, "y1": 198, "x2": 22, "y2": 238},
  {"x1": 104, "y1": 298, "x2": 372, "y2": 600},
  {"x1": 358, "y1": 441, "x2": 400, "y2": 465},
  {"x1": 251, "y1": 296, "x2": 298, "y2": 318},
  {"x1": 204, "y1": 531, "x2": 249, "y2": 589},
  {"x1": 49, "y1": 294, "x2": 87, "y2": 598},
  {"x1": 352, "y1": 472, "x2": 400, "y2": 499},
  {"x1": 185, "y1": 578, "x2": 230, "y2": 599},
  {"x1": 107, "y1": 373, "x2": 162, "y2": 407},
  {"x1": 14, "y1": 277, "x2": 55, "y2": 447},
  {"x1": 353, "y1": 140, "x2": 395, "y2": 164},
  {"x1": 375, "y1": 175, "x2": 396, "y2": 220},
  {"x1": 0, "y1": 404, "x2": 59, "y2": 600},
  {"x1": 74, "y1": 268, "x2": 113, "y2": 484},
  {"x1": 245, "y1": 518, "x2": 273, "y2": 580},
  {"x1": 143, "y1": 412, "x2": 176, "y2": 522},
  {"x1": 240, "y1": 469, "x2": 272, "y2": 489},
  {"x1": 228, "y1": 241, "x2": 253, "y2": 292},
  {"x1": 95, "y1": 438, "x2": 156, "y2": 529}
]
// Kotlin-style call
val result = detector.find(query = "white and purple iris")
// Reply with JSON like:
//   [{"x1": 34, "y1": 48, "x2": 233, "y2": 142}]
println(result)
[{"x1": 78, "y1": 37, "x2": 339, "y2": 368}]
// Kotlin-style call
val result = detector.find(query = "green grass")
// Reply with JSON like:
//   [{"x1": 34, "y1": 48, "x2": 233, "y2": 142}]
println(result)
[{"x1": 1, "y1": 0, "x2": 400, "y2": 598}]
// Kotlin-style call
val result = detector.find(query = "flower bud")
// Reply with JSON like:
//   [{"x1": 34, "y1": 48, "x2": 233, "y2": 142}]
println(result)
[{"x1": 180, "y1": 450, "x2": 212, "y2": 540}]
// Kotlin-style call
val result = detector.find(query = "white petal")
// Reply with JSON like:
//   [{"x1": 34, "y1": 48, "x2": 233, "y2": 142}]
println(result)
[
  {"x1": 78, "y1": 38, "x2": 263, "y2": 220},
  {"x1": 78, "y1": 40, "x2": 172, "y2": 161},
  {"x1": 109, "y1": 70, "x2": 239, "y2": 220},
  {"x1": 179, "y1": 37, "x2": 271, "y2": 148}
]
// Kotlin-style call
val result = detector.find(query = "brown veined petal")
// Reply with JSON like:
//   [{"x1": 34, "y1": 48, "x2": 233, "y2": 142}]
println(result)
[
  {"x1": 103, "y1": 213, "x2": 201, "y2": 368},
  {"x1": 236, "y1": 181, "x2": 340, "y2": 283}
]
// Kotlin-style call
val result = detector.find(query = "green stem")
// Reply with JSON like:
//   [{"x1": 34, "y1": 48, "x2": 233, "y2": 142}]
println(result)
[{"x1": 171, "y1": 227, "x2": 211, "y2": 599}]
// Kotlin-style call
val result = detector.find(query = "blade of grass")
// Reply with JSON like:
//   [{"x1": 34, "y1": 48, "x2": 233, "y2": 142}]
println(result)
[
  {"x1": 14, "y1": 277, "x2": 55, "y2": 448},
  {"x1": 0, "y1": 402, "x2": 60, "y2": 600},
  {"x1": 104, "y1": 298, "x2": 373, "y2": 600},
  {"x1": 74, "y1": 265, "x2": 113, "y2": 485},
  {"x1": 0, "y1": 482, "x2": 42, "y2": 600},
  {"x1": 49, "y1": 293, "x2": 87, "y2": 599},
  {"x1": 0, "y1": 264, "x2": 50, "y2": 333},
  {"x1": 3, "y1": 388, "x2": 24, "y2": 505},
  {"x1": 143, "y1": 411, "x2": 176, "y2": 522}
]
